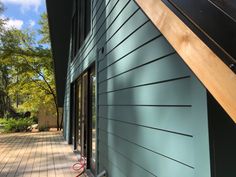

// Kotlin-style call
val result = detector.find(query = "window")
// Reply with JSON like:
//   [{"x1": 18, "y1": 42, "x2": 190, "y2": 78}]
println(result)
[{"x1": 71, "y1": 0, "x2": 91, "y2": 59}]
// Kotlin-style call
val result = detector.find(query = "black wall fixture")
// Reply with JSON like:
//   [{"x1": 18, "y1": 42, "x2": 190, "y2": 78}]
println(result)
[{"x1": 162, "y1": 0, "x2": 236, "y2": 73}]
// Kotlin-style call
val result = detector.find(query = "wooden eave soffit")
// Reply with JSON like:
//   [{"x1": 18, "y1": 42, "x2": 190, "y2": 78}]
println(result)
[{"x1": 135, "y1": 0, "x2": 236, "y2": 123}]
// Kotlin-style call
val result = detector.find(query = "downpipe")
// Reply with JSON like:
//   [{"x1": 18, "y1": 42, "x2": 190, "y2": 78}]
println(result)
[{"x1": 97, "y1": 170, "x2": 107, "y2": 177}]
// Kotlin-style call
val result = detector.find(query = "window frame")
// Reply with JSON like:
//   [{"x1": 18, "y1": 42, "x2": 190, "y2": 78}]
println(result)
[
  {"x1": 71, "y1": 0, "x2": 92, "y2": 61},
  {"x1": 73, "y1": 63, "x2": 97, "y2": 175}
]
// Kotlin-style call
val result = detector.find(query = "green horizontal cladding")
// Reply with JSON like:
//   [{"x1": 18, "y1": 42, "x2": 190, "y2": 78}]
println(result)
[
  {"x1": 98, "y1": 36, "x2": 175, "y2": 82},
  {"x1": 99, "y1": 78, "x2": 192, "y2": 105},
  {"x1": 99, "y1": 106, "x2": 193, "y2": 135},
  {"x1": 63, "y1": 0, "x2": 211, "y2": 177},
  {"x1": 99, "y1": 130, "x2": 194, "y2": 177},
  {"x1": 99, "y1": 117, "x2": 194, "y2": 166},
  {"x1": 98, "y1": 54, "x2": 190, "y2": 93}
]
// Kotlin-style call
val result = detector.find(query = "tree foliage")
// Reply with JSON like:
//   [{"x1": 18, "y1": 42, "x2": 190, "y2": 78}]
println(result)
[
  {"x1": 0, "y1": 2, "x2": 11, "y2": 117},
  {"x1": 38, "y1": 12, "x2": 50, "y2": 44},
  {"x1": 0, "y1": 2, "x2": 5, "y2": 32},
  {"x1": 0, "y1": 9, "x2": 59, "y2": 129}
]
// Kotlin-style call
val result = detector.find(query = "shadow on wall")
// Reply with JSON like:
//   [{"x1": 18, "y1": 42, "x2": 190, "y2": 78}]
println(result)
[{"x1": 97, "y1": 0, "x2": 155, "y2": 175}]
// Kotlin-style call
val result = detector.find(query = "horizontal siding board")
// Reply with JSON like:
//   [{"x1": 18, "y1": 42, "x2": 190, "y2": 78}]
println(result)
[
  {"x1": 92, "y1": 0, "x2": 106, "y2": 20},
  {"x1": 99, "y1": 142, "x2": 156, "y2": 177},
  {"x1": 99, "y1": 106, "x2": 193, "y2": 135},
  {"x1": 98, "y1": 153, "x2": 127, "y2": 177},
  {"x1": 99, "y1": 118, "x2": 194, "y2": 166},
  {"x1": 99, "y1": 54, "x2": 190, "y2": 93},
  {"x1": 98, "y1": 21, "x2": 161, "y2": 70},
  {"x1": 86, "y1": 0, "x2": 129, "y2": 57},
  {"x1": 190, "y1": 76, "x2": 211, "y2": 177},
  {"x1": 92, "y1": 0, "x2": 97, "y2": 10},
  {"x1": 79, "y1": 61, "x2": 95, "y2": 76},
  {"x1": 93, "y1": 0, "x2": 119, "y2": 30},
  {"x1": 92, "y1": 0, "x2": 111, "y2": 27},
  {"x1": 99, "y1": 78, "x2": 192, "y2": 105},
  {"x1": 105, "y1": 1, "x2": 139, "y2": 43},
  {"x1": 63, "y1": 0, "x2": 210, "y2": 176},
  {"x1": 98, "y1": 130, "x2": 194, "y2": 177},
  {"x1": 98, "y1": 36, "x2": 174, "y2": 82},
  {"x1": 72, "y1": 0, "x2": 130, "y2": 73},
  {"x1": 106, "y1": 9, "x2": 148, "y2": 53}
]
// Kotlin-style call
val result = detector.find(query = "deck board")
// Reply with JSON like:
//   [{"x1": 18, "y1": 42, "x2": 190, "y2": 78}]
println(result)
[{"x1": 0, "y1": 132, "x2": 86, "y2": 177}]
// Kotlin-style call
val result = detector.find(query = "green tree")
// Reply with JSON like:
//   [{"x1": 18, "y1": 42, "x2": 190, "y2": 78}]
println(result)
[
  {"x1": 0, "y1": 13, "x2": 60, "y2": 130},
  {"x1": 38, "y1": 12, "x2": 50, "y2": 44},
  {"x1": 0, "y1": 2, "x2": 5, "y2": 32},
  {"x1": 0, "y1": 65, "x2": 11, "y2": 117},
  {"x1": 0, "y1": 2, "x2": 12, "y2": 117}
]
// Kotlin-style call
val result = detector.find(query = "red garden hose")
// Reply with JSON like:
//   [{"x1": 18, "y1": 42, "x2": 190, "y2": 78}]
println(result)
[{"x1": 72, "y1": 156, "x2": 87, "y2": 177}]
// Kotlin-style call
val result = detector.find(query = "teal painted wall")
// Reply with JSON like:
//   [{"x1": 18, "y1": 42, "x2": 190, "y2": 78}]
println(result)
[{"x1": 63, "y1": 0, "x2": 211, "y2": 176}]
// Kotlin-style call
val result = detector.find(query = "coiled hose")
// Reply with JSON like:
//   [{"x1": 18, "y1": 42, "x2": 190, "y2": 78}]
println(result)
[{"x1": 72, "y1": 156, "x2": 87, "y2": 177}]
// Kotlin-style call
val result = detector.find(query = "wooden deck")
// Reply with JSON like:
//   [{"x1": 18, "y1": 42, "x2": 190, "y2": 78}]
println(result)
[{"x1": 0, "y1": 131, "x2": 85, "y2": 177}]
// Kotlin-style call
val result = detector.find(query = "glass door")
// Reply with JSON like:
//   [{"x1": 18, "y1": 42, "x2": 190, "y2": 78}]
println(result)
[
  {"x1": 81, "y1": 72, "x2": 88, "y2": 157},
  {"x1": 73, "y1": 64, "x2": 96, "y2": 174},
  {"x1": 75, "y1": 72, "x2": 89, "y2": 156},
  {"x1": 89, "y1": 66, "x2": 96, "y2": 174},
  {"x1": 70, "y1": 83, "x2": 75, "y2": 146},
  {"x1": 75, "y1": 78, "x2": 82, "y2": 152}
]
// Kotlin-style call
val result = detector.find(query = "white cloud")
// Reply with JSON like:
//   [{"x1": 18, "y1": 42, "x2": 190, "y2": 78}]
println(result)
[
  {"x1": 5, "y1": 19, "x2": 24, "y2": 29},
  {"x1": 1, "y1": 0, "x2": 42, "y2": 13},
  {"x1": 29, "y1": 20, "x2": 35, "y2": 28},
  {"x1": 0, "y1": 15, "x2": 24, "y2": 29}
]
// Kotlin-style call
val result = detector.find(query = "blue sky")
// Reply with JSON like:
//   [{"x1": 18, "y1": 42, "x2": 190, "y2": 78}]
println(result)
[{"x1": 1, "y1": 0, "x2": 46, "y2": 37}]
